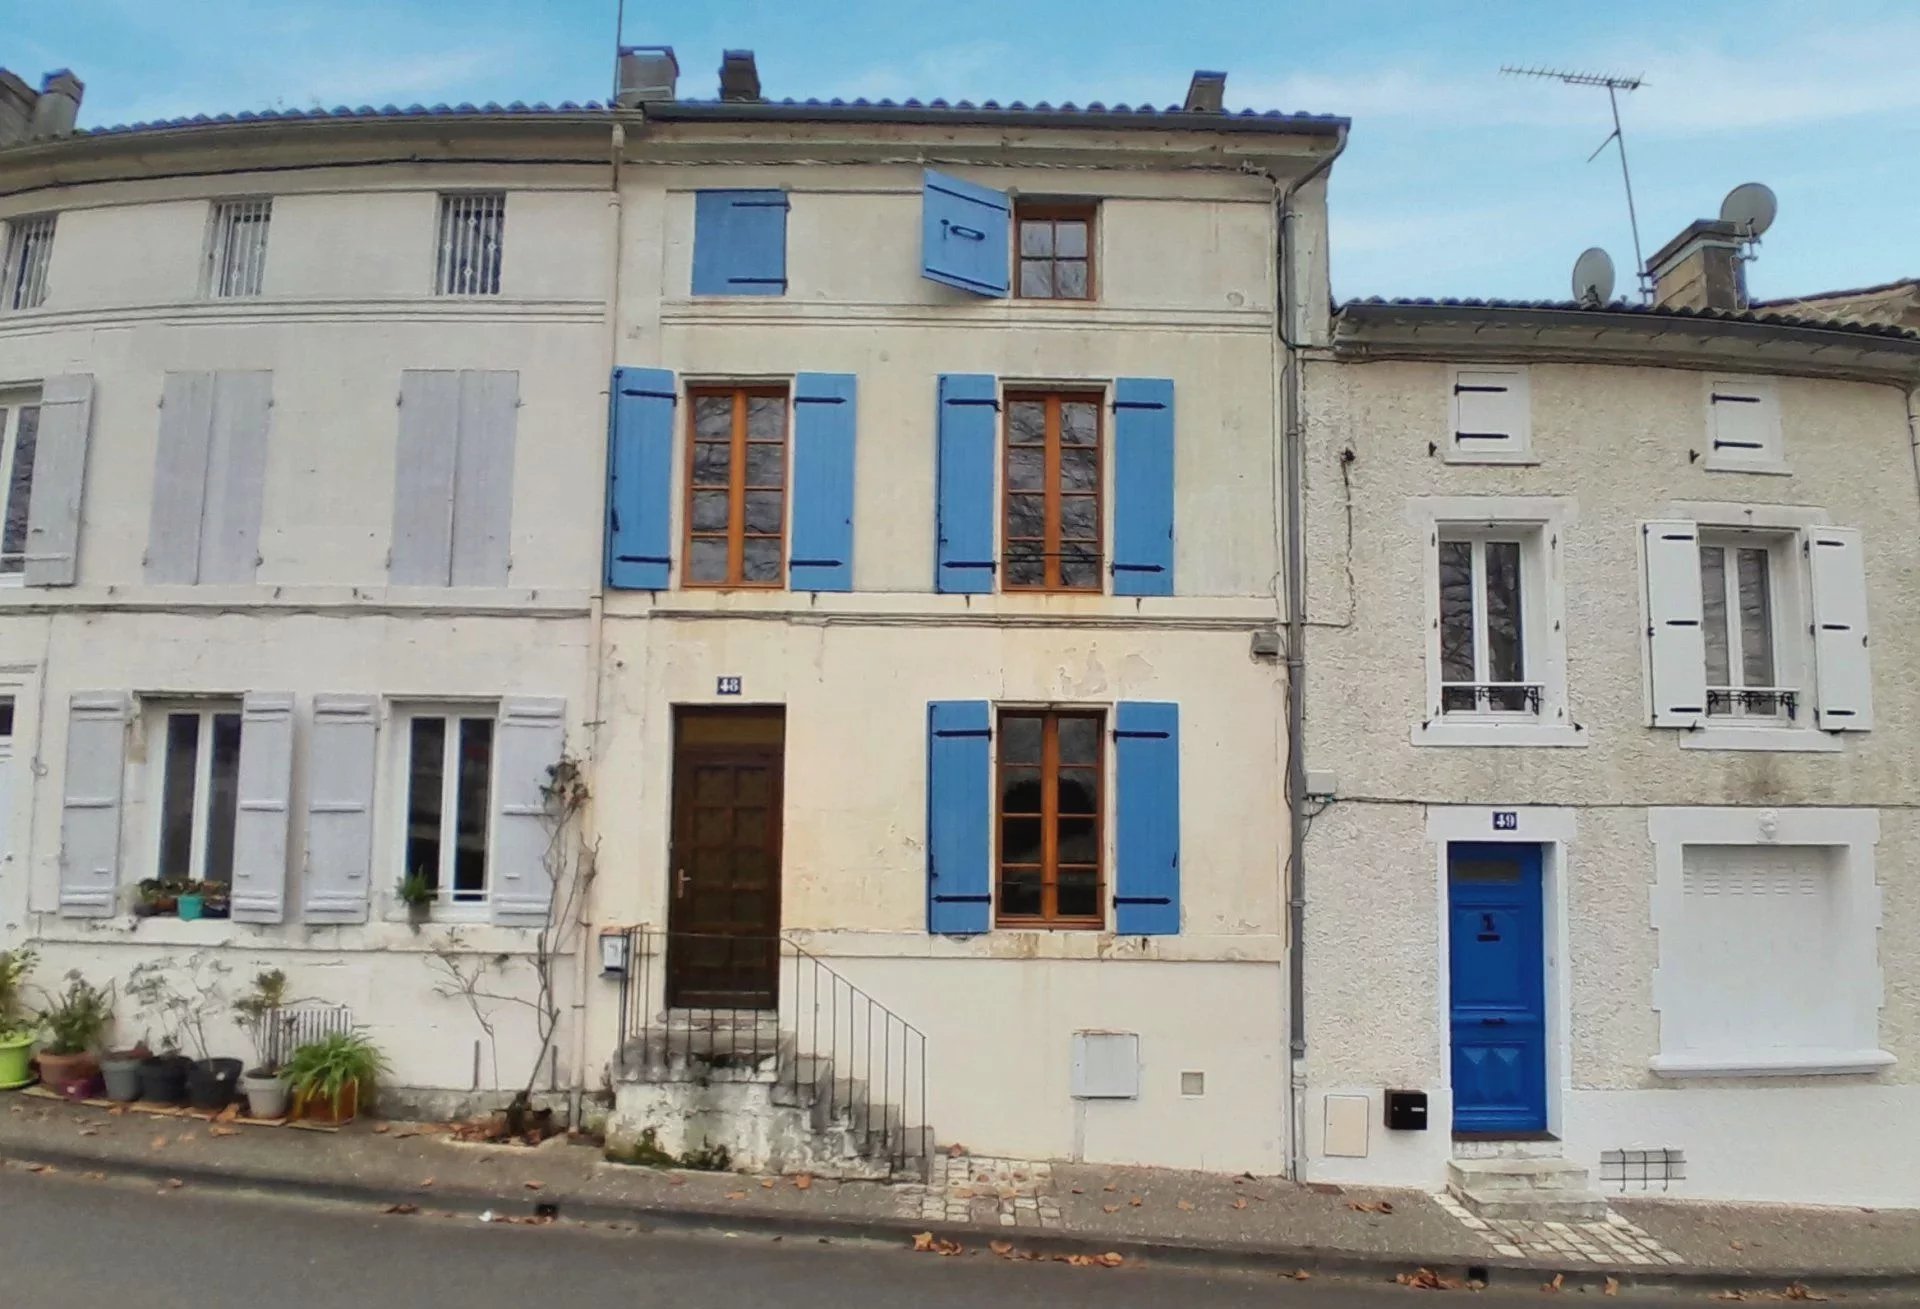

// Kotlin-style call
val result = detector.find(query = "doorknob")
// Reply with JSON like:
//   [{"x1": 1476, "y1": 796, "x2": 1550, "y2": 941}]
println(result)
[{"x1": 675, "y1": 869, "x2": 690, "y2": 899}]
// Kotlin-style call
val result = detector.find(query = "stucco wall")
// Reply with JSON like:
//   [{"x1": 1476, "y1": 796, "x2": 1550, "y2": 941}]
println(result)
[{"x1": 1297, "y1": 355, "x2": 1920, "y2": 1199}]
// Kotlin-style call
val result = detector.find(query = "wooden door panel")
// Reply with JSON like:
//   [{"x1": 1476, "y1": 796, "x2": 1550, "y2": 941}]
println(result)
[{"x1": 668, "y1": 722, "x2": 783, "y2": 1010}]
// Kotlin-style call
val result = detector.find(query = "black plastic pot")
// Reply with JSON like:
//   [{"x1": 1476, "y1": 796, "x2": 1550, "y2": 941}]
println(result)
[
  {"x1": 186, "y1": 1057, "x2": 243, "y2": 1111},
  {"x1": 137, "y1": 1054, "x2": 191, "y2": 1105}
]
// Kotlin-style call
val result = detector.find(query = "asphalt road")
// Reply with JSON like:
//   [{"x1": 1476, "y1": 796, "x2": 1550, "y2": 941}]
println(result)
[{"x1": 0, "y1": 1168, "x2": 1690, "y2": 1307}]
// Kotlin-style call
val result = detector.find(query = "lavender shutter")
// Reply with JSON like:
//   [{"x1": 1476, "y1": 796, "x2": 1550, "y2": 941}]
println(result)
[
  {"x1": 23, "y1": 372, "x2": 93, "y2": 587},
  {"x1": 301, "y1": 694, "x2": 378, "y2": 924},
  {"x1": 57, "y1": 691, "x2": 128, "y2": 918},
  {"x1": 230, "y1": 690, "x2": 293, "y2": 923},
  {"x1": 491, "y1": 696, "x2": 565, "y2": 927}
]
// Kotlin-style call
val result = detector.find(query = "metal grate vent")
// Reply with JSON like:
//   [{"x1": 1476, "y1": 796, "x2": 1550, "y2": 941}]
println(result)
[
  {"x1": 1600, "y1": 1147, "x2": 1685, "y2": 1192},
  {"x1": 435, "y1": 192, "x2": 505, "y2": 296},
  {"x1": 2, "y1": 214, "x2": 56, "y2": 311},
  {"x1": 205, "y1": 198, "x2": 272, "y2": 298}
]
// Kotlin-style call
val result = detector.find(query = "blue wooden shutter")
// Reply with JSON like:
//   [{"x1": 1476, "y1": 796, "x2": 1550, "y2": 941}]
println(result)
[
  {"x1": 606, "y1": 367, "x2": 676, "y2": 590},
  {"x1": 692, "y1": 190, "x2": 789, "y2": 296},
  {"x1": 935, "y1": 374, "x2": 998, "y2": 593},
  {"x1": 1111, "y1": 378, "x2": 1175, "y2": 596},
  {"x1": 789, "y1": 372, "x2": 856, "y2": 592},
  {"x1": 927, "y1": 700, "x2": 991, "y2": 934},
  {"x1": 1114, "y1": 701, "x2": 1180, "y2": 935},
  {"x1": 921, "y1": 170, "x2": 1010, "y2": 297}
]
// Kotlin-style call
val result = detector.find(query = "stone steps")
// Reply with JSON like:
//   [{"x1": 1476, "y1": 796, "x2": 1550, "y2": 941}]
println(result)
[{"x1": 1447, "y1": 1154, "x2": 1610, "y2": 1221}]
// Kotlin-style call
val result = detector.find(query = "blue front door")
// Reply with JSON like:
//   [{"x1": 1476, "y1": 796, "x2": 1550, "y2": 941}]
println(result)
[{"x1": 1448, "y1": 843, "x2": 1547, "y2": 1133}]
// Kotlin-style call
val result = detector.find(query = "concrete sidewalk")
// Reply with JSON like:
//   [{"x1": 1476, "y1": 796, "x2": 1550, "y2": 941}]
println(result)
[{"x1": 3, "y1": 1089, "x2": 1915, "y2": 1296}]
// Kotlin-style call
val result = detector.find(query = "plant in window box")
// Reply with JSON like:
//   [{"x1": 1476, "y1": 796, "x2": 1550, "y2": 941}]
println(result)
[
  {"x1": 0, "y1": 948, "x2": 40, "y2": 1091},
  {"x1": 199, "y1": 882, "x2": 231, "y2": 920},
  {"x1": 233, "y1": 969, "x2": 296, "y2": 1119},
  {"x1": 133, "y1": 877, "x2": 190, "y2": 919},
  {"x1": 33, "y1": 974, "x2": 115, "y2": 1097},
  {"x1": 398, "y1": 869, "x2": 434, "y2": 931},
  {"x1": 283, "y1": 1030, "x2": 388, "y2": 1124}
]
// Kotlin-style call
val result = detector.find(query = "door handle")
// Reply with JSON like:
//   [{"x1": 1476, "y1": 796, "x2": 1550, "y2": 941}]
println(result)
[
  {"x1": 675, "y1": 869, "x2": 690, "y2": 899},
  {"x1": 1480, "y1": 1016, "x2": 1509, "y2": 1026}
]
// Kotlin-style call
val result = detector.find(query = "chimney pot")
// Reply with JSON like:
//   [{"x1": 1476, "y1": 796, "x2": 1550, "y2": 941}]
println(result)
[
  {"x1": 26, "y1": 68, "x2": 82, "y2": 139},
  {"x1": 1185, "y1": 70, "x2": 1227, "y2": 113},
  {"x1": 616, "y1": 45, "x2": 678, "y2": 107},
  {"x1": 719, "y1": 49, "x2": 761, "y2": 102},
  {"x1": 1647, "y1": 218, "x2": 1748, "y2": 312}
]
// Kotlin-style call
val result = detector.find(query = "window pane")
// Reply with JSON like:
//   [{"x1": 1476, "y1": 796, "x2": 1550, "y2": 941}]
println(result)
[
  {"x1": 1060, "y1": 496, "x2": 1098, "y2": 542},
  {"x1": 1057, "y1": 868, "x2": 1099, "y2": 919},
  {"x1": 453, "y1": 718, "x2": 492, "y2": 901},
  {"x1": 691, "y1": 490, "x2": 731, "y2": 532},
  {"x1": 1007, "y1": 401, "x2": 1045, "y2": 444},
  {"x1": 406, "y1": 717, "x2": 446, "y2": 893},
  {"x1": 1057, "y1": 772, "x2": 1097, "y2": 816},
  {"x1": 1700, "y1": 546, "x2": 1731, "y2": 687},
  {"x1": 1005, "y1": 493, "x2": 1045, "y2": 541},
  {"x1": 1003, "y1": 548, "x2": 1045, "y2": 588},
  {"x1": 1001, "y1": 814, "x2": 1042, "y2": 864},
  {"x1": 1019, "y1": 221, "x2": 1054, "y2": 256},
  {"x1": 1058, "y1": 716, "x2": 1099, "y2": 765},
  {"x1": 999, "y1": 868, "x2": 1042, "y2": 917},
  {"x1": 1019, "y1": 260, "x2": 1053, "y2": 297},
  {"x1": 1057, "y1": 816, "x2": 1098, "y2": 864},
  {"x1": 1059, "y1": 447, "x2": 1098, "y2": 494},
  {"x1": 1055, "y1": 222, "x2": 1088, "y2": 258},
  {"x1": 744, "y1": 490, "x2": 784, "y2": 534},
  {"x1": 1000, "y1": 766, "x2": 1042, "y2": 812},
  {"x1": 1438, "y1": 539, "x2": 1475, "y2": 685},
  {"x1": 1060, "y1": 550, "x2": 1101, "y2": 590},
  {"x1": 1007, "y1": 446, "x2": 1044, "y2": 492},
  {"x1": 742, "y1": 537, "x2": 782, "y2": 583},
  {"x1": 694, "y1": 395, "x2": 733, "y2": 440},
  {"x1": 1737, "y1": 548, "x2": 1775, "y2": 687},
  {"x1": 1060, "y1": 403, "x2": 1098, "y2": 447},
  {"x1": 746, "y1": 395, "x2": 786, "y2": 441},
  {"x1": 1055, "y1": 261, "x2": 1088, "y2": 299},
  {"x1": 745, "y1": 441, "x2": 784, "y2": 487},
  {"x1": 1484, "y1": 540, "x2": 1524, "y2": 685},
  {"x1": 687, "y1": 537, "x2": 730, "y2": 583},
  {"x1": 1000, "y1": 715, "x2": 1042, "y2": 764},
  {"x1": 158, "y1": 713, "x2": 200, "y2": 881},
  {"x1": 1, "y1": 405, "x2": 38, "y2": 572},
  {"x1": 202, "y1": 712, "x2": 242, "y2": 885},
  {"x1": 692, "y1": 441, "x2": 731, "y2": 487}
]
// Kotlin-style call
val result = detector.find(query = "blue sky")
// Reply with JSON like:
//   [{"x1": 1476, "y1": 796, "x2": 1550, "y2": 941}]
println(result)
[{"x1": 11, "y1": 0, "x2": 1918, "y2": 302}]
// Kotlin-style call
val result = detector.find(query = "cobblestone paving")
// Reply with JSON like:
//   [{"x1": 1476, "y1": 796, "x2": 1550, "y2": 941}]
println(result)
[
  {"x1": 899, "y1": 1153, "x2": 1063, "y2": 1229},
  {"x1": 1433, "y1": 1191, "x2": 1685, "y2": 1266}
]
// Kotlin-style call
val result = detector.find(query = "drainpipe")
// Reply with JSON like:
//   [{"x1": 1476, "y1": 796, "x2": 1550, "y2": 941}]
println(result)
[
  {"x1": 1276, "y1": 125, "x2": 1348, "y2": 1182},
  {"x1": 1907, "y1": 385, "x2": 1920, "y2": 512},
  {"x1": 569, "y1": 115, "x2": 626, "y2": 1128}
]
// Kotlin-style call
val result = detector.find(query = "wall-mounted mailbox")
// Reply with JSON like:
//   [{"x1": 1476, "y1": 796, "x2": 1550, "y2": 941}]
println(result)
[{"x1": 1384, "y1": 1088, "x2": 1428, "y2": 1131}]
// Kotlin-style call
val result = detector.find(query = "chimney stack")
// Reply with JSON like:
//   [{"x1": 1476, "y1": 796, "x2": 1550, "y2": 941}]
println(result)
[
  {"x1": 1184, "y1": 70, "x2": 1227, "y2": 113},
  {"x1": 615, "y1": 45, "x2": 678, "y2": 107},
  {"x1": 1647, "y1": 218, "x2": 1748, "y2": 313},
  {"x1": 719, "y1": 50, "x2": 762, "y2": 102},
  {"x1": 0, "y1": 70, "x2": 35, "y2": 145},
  {"x1": 27, "y1": 69, "x2": 83, "y2": 138}
]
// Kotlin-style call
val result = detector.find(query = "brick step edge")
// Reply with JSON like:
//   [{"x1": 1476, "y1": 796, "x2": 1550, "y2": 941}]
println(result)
[{"x1": 1, "y1": 1145, "x2": 1914, "y2": 1296}]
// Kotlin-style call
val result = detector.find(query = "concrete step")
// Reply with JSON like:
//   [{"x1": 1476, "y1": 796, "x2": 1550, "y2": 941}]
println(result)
[
  {"x1": 1451, "y1": 1187, "x2": 1613, "y2": 1222},
  {"x1": 1447, "y1": 1155, "x2": 1610, "y2": 1221},
  {"x1": 1448, "y1": 1156, "x2": 1593, "y2": 1190},
  {"x1": 1452, "y1": 1137, "x2": 1565, "y2": 1161}
]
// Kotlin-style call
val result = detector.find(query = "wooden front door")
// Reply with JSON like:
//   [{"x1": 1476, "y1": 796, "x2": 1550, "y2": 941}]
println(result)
[{"x1": 667, "y1": 708, "x2": 784, "y2": 1009}]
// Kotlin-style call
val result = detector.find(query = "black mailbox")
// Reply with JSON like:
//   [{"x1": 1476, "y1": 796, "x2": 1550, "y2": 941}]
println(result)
[{"x1": 1384, "y1": 1089, "x2": 1428, "y2": 1131}]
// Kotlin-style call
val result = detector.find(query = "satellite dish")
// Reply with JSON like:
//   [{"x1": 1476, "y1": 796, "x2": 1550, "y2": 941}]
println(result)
[
  {"x1": 1571, "y1": 247, "x2": 1616, "y2": 306},
  {"x1": 1720, "y1": 182, "x2": 1778, "y2": 238}
]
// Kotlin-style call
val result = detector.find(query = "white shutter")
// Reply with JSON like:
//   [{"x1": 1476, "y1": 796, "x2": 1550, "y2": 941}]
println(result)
[
  {"x1": 302, "y1": 693, "x2": 378, "y2": 924},
  {"x1": 390, "y1": 371, "x2": 459, "y2": 585},
  {"x1": 449, "y1": 370, "x2": 518, "y2": 586},
  {"x1": 490, "y1": 696, "x2": 565, "y2": 927},
  {"x1": 1808, "y1": 527, "x2": 1873, "y2": 731},
  {"x1": 230, "y1": 691, "x2": 294, "y2": 923},
  {"x1": 23, "y1": 373, "x2": 93, "y2": 587},
  {"x1": 147, "y1": 372, "x2": 215, "y2": 583},
  {"x1": 57, "y1": 692, "x2": 128, "y2": 917},
  {"x1": 1450, "y1": 368, "x2": 1530, "y2": 458},
  {"x1": 1706, "y1": 379, "x2": 1781, "y2": 466},
  {"x1": 197, "y1": 370, "x2": 274, "y2": 584},
  {"x1": 1644, "y1": 520, "x2": 1708, "y2": 728}
]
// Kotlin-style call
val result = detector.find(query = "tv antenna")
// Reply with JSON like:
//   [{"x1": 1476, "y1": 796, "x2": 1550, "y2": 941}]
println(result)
[{"x1": 1503, "y1": 65, "x2": 1650, "y2": 300}]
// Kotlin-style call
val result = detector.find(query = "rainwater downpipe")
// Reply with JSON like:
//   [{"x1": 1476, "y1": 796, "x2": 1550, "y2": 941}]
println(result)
[
  {"x1": 1275, "y1": 125, "x2": 1347, "y2": 1182},
  {"x1": 1907, "y1": 385, "x2": 1920, "y2": 513}
]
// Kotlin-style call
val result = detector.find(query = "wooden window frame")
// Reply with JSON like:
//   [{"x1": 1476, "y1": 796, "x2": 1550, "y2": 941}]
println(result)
[
  {"x1": 394, "y1": 702, "x2": 499, "y2": 911},
  {"x1": 1013, "y1": 201, "x2": 1096, "y2": 301},
  {"x1": 1001, "y1": 390, "x2": 1104, "y2": 593},
  {"x1": 683, "y1": 384, "x2": 790, "y2": 589},
  {"x1": 995, "y1": 708, "x2": 1105, "y2": 929}
]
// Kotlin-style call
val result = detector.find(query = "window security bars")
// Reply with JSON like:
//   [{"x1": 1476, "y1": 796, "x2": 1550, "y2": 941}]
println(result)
[
  {"x1": 435, "y1": 193, "x2": 505, "y2": 296},
  {"x1": 205, "y1": 199, "x2": 271, "y2": 298},
  {"x1": 1440, "y1": 682, "x2": 1544, "y2": 714},
  {"x1": 3, "y1": 214, "x2": 55, "y2": 311},
  {"x1": 1600, "y1": 1148, "x2": 1685, "y2": 1193},
  {"x1": 1707, "y1": 688, "x2": 1797, "y2": 719}
]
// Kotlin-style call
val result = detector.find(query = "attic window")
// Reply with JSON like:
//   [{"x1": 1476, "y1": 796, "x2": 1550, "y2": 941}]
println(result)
[
  {"x1": 1015, "y1": 202, "x2": 1095, "y2": 300},
  {"x1": 1444, "y1": 367, "x2": 1532, "y2": 464},
  {"x1": 1703, "y1": 377, "x2": 1786, "y2": 474}
]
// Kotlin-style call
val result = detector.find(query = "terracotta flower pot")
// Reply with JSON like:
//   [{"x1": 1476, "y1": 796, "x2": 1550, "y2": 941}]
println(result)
[
  {"x1": 35, "y1": 1049, "x2": 100, "y2": 1092},
  {"x1": 293, "y1": 1078, "x2": 360, "y2": 1124}
]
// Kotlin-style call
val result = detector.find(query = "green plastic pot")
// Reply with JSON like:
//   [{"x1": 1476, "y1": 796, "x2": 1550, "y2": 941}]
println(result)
[
  {"x1": 176, "y1": 893, "x2": 205, "y2": 921},
  {"x1": 0, "y1": 1032, "x2": 34, "y2": 1090}
]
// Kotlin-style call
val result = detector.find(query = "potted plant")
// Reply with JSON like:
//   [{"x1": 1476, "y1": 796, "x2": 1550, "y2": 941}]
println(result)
[
  {"x1": 0, "y1": 948, "x2": 37, "y2": 1091},
  {"x1": 126, "y1": 955, "x2": 232, "y2": 1107},
  {"x1": 35, "y1": 974, "x2": 114, "y2": 1095},
  {"x1": 284, "y1": 1030, "x2": 387, "y2": 1124},
  {"x1": 133, "y1": 877, "x2": 188, "y2": 918},
  {"x1": 397, "y1": 869, "x2": 433, "y2": 930},
  {"x1": 176, "y1": 881, "x2": 206, "y2": 921},
  {"x1": 100, "y1": 1041, "x2": 150, "y2": 1102},
  {"x1": 233, "y1": 970, "x2": 294, "y2": 1118},
  {"x1": 200, "y1": 882, "x2": 231, "y2": 920}
]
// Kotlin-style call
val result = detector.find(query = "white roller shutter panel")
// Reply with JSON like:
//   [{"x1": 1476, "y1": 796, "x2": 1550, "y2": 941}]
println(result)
[
  {"x1": 1808, "y1": 527, "x2": 1873, "y2": 731},
  {"x1": 1644, "y1": 520, "x2": 1708, "y2": 728}
]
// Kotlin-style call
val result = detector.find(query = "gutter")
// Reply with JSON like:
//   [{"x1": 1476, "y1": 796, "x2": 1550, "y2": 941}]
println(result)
[
  {"x1": 1275, "y1": 125, "x2": 1348, "y2": 1182},
  {"x1": 645, "y1": 99, "x2": 1348, "y2": 138}
]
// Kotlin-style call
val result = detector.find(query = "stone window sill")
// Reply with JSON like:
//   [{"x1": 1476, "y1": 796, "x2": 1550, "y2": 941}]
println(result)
[
  {"x1": 1677, "y1": 725, "x2": 1843, "y2": 753},
  {"x1": 1650, "y1": 1049, "x2": 1895, "y2": 1078},
  {"x1": 1412, "y1": 719, "x2": 1585, "y2": 748}
]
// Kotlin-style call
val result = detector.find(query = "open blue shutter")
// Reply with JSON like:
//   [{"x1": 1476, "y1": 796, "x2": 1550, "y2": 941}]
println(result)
[
  {"x1": 1114, "y1": 702, "x2": 1180, "y2": 935},
  {"x1": 692, "y1": 190, "x2": 788, "y2": 295},
  {"x1": 606, "y1": 367, "x2": 676, "y2": 590},
  {"x1": 927, "y1": 700, "x2": 991, "y2": 934},
  {"x1": 1111, "y1": 378, "x2": 1175, "y2": 596},
  {"x1": 789, "y1": 373, "x2": 856, "y2": 592},
  {"x1": 921, "y1": 170, "x2": 1010, "y2": 297},
  {"x1": 935, "y1": 374, "x2": 998, "y2": 593}
]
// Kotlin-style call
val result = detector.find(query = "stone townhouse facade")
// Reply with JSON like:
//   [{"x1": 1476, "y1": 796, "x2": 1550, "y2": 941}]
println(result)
[{"x1": 0, "y1": 56, "x2": 1345, "y2": 1176}]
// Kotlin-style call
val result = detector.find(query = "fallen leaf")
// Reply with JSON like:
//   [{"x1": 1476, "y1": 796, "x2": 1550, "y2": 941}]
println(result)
[
  {"x1": 1603, "y1": 1276, "x2": 1620, "y2": 1297},
  {"x1": 1129, "y1": 1196, "x2": 1142, "y2": 1207},
  {"x1": 1232, "y1": 1197, "x2": 1248, "y2": 1210},
  {"x1": 1396, "y1": 1268, "x2": 1462, "y2": 1291},
  {"x1": 150, "y1": 1135, "x2": 169, "y2": 1150},
  {"x1": 1102, "y1": 1204, "x2": 1120, "y2": 1214},
  {"x1": 1058, "y1": 1254, "x2": 1097, "y2": 1267},
  {"x1": 1543, "y1": 1272, "x2": 1565, "y2": 1293},
  {"x1": 107, "y1": 1106, "x2": 126, "y2": 1117},
  {"x1": 913, "y1": 1232, "x2": 936, "y2": 1252},
  {"x1": 82, "y1": 1171, "x2": 106, "y2": 1181},
  {"x1": 165, "y1": 1178, "x2": 183, "y2": 1189},
  {"x1": 1783, "y1": 1286, "x2": 1829, "y2": 1303},
  {"x1": 794, "y1": 1174, "x2": 813, "y2": 1191},
  {"x1": 946, "y1": 1143, "x2": 967, "y2": 1158},
  {"x1": 725, "y1": 1191, "x2": 747, "y2": 1201},
  {"x1": 78, "y1": 1128, "x2": 98, "y2": 1137},
  {"x1": 524, "y1": 1181, "x2": 544, "y2": 1191},
  {"x1": 1292, "y1": 1270, "x2": 1312, "y2": 1281},
  {"x1": 1098, "y1": 1252, "x2": 1124, "y2": 1267},
  {"x1": 1070, "y1": 1186, "x2": 1084, "y2": 1194},
  {"x1": 1713, "y1": 1293, "x2": 1747, "y2": 1303},
  {"x1": 1349, "y1": 1200, "x2": 1395, "y2": 1214},
  {"x1": 1176, "y1": 1199, "x2": 1195, "y2": 1212},
  {"x1": 382, "y1": 1202, "x2": 419, "y2": 1215},
  {"x1": 911, "y1": 1231, "x2": 965, "y2": 1256},
  {"x1": 24, "y1": 1162, "x2": 52, "y2": 1174},
  {"x1": 1102, "y1": 1183, "x2": 1118, "y2": 1193},
  {"x1": 215, "y1": 1104, "x2": 240, "y2": 1124},
  {"x1": 1731, "y1": 1240, "x2": 1744, "y2": 1252},
  {"x1": 990, "y1": 1240, "x2": 1014, "y2": 1257},
  {"x1": 208, "y1": 1126, "x2": 239, "y2": 1138},
  {"x1": 373, "y1": 1124, "x2": 391, "y2": 1135},
  {"x1": 760, "y1": 1179, "x2": 775, "y2": 1189}
]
